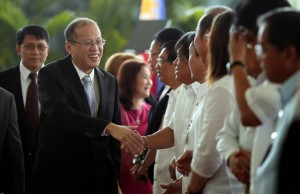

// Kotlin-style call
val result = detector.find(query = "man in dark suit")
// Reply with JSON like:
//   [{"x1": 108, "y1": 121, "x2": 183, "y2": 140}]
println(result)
[
  {"x1": 0, "y1": 25, "x2": 50, "y2": 190},
  {"x1": 0, "y1": 87, "x2": 25, "y2": 194},
  {"x1": 29, "y1": 17, "x2": 144, "y2": 194}
]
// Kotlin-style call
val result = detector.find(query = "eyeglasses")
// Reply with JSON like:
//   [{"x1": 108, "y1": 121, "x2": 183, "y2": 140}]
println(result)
[
  {"x1": 157, "y1": 57, "x2": 172, "y2": 64},
  {"x1": 70, "y1": 38, "x2": 106, "y2": 48},
  {"x1": 20, "y1": 44, "x2": 49, "y2": 52}
]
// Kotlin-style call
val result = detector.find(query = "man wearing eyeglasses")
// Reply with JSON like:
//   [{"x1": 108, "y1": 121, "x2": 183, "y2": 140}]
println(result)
[
  {"x1": 29, "y1": 17, "x2": 144, "y2": 194},
  {"x1": 0, "y1": 24, "x2": 50, "y2": 191}
]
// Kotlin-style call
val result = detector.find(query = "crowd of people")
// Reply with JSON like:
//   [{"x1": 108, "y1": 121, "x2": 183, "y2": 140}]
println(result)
[{"x1": 0, "y1": 0, "x2": 299, "y2": 194}]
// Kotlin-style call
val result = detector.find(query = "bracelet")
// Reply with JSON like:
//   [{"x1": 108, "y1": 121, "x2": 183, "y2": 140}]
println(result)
[
  {"x1": 132, "y1": 155, "x2": 142, "y2": 165},
  {"x1": 142, "y1": 136, "x2": 148, "y2": 149}
]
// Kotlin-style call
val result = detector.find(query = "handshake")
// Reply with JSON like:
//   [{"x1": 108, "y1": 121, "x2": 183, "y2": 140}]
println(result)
[
  {"x1": 121, "y1": 132, "x2": 148, "y2": 156},
  {"x1": 105, "y1": 123, "x2": 149, "y2": 155}
]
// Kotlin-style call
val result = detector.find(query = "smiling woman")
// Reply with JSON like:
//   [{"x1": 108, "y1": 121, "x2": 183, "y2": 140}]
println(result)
[{"x1": 117, "y1": 58, "x2": 153, "y2": 194}]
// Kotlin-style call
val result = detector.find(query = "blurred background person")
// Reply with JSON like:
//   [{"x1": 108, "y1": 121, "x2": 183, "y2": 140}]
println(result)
[
  {"x1": 0, "y1": 25, "x2": 50, "y2": 190},
  {"x1": 118, "y1": 59, "x2": 153, "y2": 194},
  {"x1": 104, "y1": 52, "x2": 154, "y2": 105},
  {"x1": 104, "y1": 52, "x2": 138, "y2": 78},
  {"x1": 0, "y1": 87, "x2": 25, "y2": 194},
  {"x1": 228, "y1": 0, "x2": 291, "y2": 193},
  {"x1": 254, "y1": 8, "x2": 300, "y2": 194}
]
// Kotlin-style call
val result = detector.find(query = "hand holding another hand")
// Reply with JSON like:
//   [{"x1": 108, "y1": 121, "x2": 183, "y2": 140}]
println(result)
[
  {"x1": 228, "y1": 150, "x2": 251, "y2": 184},
  {"x1": 106, "y1": 123, "x2": 145, "y2": 155},
  {"x1": 176, "y1": 150, "x2": 193, "y2": 176},
  {"x1": 160, "y1": 177, "x2": 182, "y2": 194}
]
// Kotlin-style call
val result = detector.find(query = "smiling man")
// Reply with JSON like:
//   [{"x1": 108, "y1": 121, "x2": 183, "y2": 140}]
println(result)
[{"x1": 29, "y1": 17, "x2": 144, "y2": 194}]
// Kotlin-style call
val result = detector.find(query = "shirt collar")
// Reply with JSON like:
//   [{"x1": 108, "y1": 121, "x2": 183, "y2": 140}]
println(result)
[
  {"x1": 168, "y1": 84, "x2": 182, "y2": 99},
  {"x1": 280, "y1": 70, "x2": 300, "y2": 107},
  {"x1": 19, "y1": 61, "x2": 44, "y2": 80},
  {"x1": 195, "y1": 81, "x2": 208, "y2": 99},
  {"x1": 72, "y1": 61, "x2": 95, "y2": 82}
]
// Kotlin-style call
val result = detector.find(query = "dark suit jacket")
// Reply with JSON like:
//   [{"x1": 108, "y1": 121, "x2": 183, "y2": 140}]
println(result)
[
  {"x1": 0, "y1": 66, "x2": 32, "y2": 153},
  {"x1": 277, "y1": 118, "x2": 300, "y2": 194},
  {"x1": 0, "y1": 87, "x2": 25, "y2": 194},
  {"x1": 30, "y1": 55, "x2": 121, "y2": 194},
  {"x1": 0, "y1": 65, "x2": 36, "y2": 188}
]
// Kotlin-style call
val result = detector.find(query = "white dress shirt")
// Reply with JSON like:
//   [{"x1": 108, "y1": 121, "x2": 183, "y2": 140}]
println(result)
[
  {"x1": 170, "y1": 82, "x2": 208, "y2": 161},
  {"x1": 216, "y1": 76, "x2": 257, "y2": 194},
  {"x1": 257, "y1": 71, "x2": 300, "y2": 194},
  {"x1": 153, "y1": 85, "x2": 181, "y2": 194},
  {"x1": 245, "y1": 80, "x2": 281, "y2": 194},
  {"x1": 190, "y1": 75, "x2": 237, "y2": 194},
  {"x1": 20, "y1": 61, "x2": 43, "y2": 114}
]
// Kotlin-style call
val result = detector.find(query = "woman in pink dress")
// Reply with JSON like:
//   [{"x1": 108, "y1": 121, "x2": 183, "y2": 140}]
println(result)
[{"x1": 118, "y1": 59, "x2": 153, "y2": 194}]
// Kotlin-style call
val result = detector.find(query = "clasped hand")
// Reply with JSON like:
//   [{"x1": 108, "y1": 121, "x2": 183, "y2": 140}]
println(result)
[{"x1": 119, "y1": 127, "x2": 146, "y2": 156}]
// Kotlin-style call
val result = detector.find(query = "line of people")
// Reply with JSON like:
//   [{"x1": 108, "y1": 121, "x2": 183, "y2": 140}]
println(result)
[
  {"x1": 1, "y1": 0, "x2": 300, "y2": 193},
  {"x1": 122, "y1": 0, "x2": 300, "y2": 194}
]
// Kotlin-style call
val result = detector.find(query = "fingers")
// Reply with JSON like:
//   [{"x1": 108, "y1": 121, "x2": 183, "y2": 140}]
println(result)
[
  {"x1": 160, "y1": 183, "x2": 169, "y2": 189},
  {"x1": 160, "y1": 181, "x2": 182, "y2": 194},
  {"x1": 121, "y1": 129, "x2": 144, "y2": 155},
  {"x1": 169, "y1": 158, "x2": 177, "y2": 180},
  {"x1": 175, "y1": 151, "x2": 192, "y2": 176}
]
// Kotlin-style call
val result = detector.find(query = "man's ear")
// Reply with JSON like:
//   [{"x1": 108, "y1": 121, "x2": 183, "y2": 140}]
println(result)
[
  {"x1": 16, "y1": 45, "x2": 21, "y2": 56},
  {"x1": 65, "y1": 42, "x2": 72, "y2": 54},
  {"x1": 283, "y1": 45, "x2": 299, "y2": 72}
]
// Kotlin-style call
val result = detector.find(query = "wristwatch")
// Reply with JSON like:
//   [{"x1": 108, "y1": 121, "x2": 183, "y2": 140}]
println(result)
[{"x1": 226, "y1": 61, "x2": 244, "y2": 74}]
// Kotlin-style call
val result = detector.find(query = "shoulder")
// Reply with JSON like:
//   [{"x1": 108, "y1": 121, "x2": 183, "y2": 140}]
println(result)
[
  {"x1": 0, "y1": 87, "x2": 14, "y2": 101},
  {"x1": 40, "y1": 55, "x2": 73, "y2": 78},
  {"x1": 96, "y1": 67, "x2": 115, "y2": 78},
  {"x1": 141, "y1": 102, "x2": 151, "y2": 111},
  {"x1": 0, "y1": 65, "x2": 19, "y2": 78}
]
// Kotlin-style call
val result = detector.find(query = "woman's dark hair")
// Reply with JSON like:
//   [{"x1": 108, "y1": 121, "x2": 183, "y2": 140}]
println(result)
[
  {"x1": 207, "y1": 11, "x2": 235, "y2": 84},
  {"x1": 118, "y1": 59, "x2": 149, "y2": 110}
]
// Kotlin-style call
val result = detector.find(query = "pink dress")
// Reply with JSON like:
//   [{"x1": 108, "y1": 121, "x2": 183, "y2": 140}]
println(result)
[{"x1": 119, "y1": 102, "x2": 153, "y2": 194}]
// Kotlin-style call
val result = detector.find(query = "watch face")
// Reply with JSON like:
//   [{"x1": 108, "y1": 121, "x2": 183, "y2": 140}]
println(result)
[
  {"x1": 226, "y1": 62, "x2": 232, "y2": 74},
  {"x1": 227, "y1": 61, "x2": 244, "y2": 74}
]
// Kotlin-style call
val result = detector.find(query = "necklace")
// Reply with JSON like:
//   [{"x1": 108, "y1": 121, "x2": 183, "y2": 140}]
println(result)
[{"x1": 131, "y1": 109, "x2": 141, "y2": 125}]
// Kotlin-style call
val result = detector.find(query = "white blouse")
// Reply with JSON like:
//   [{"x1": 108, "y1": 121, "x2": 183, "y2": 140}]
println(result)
[{"x1": 190, "y1": 75, "x2": 237, "y2": 194}]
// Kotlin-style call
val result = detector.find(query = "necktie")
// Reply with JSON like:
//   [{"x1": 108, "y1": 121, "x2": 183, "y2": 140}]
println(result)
[
  {"x1": 82, "y1": 75, "x2": 96, "y2": 117},
  {"x1": 26, "y1": 72, "x2": 39, "y2": 152}
]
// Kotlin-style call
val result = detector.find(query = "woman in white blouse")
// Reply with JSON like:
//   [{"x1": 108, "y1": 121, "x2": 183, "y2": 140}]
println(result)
[{"x1": 182, "y1": 11, "x2": 244, "y2": 194}]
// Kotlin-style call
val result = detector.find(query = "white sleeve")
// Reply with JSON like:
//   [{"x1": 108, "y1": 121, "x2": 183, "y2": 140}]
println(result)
[
  {"x1": 216, "y1": 106, "x2": 241, "y2": 162},
  {"x1": 245, "y1": 81, "x2": 281, "y2": 122}
]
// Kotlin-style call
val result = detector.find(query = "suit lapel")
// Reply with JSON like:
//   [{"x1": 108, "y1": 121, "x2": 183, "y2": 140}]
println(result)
[
  {"x1": 62, "y1": 56, "x2": 91, "y2": 114},
  {"x1": 11, "y1": 66, "x2": 26, "y2": 116},
  {"x1": 95, "y1": 68, "x2": 107, "y2": 117}
]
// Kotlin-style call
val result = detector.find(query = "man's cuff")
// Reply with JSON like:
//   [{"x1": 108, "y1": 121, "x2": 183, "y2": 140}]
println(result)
[{"x1": 101, "y1": 126, "x2": 110, "y2": 136}]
